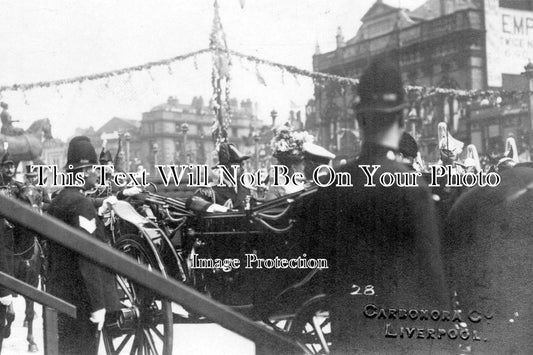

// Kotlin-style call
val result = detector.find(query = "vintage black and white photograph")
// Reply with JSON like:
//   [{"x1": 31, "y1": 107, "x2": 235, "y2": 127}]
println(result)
[{"x1": 0, "y1": 0, "x2": 532, "y2": 354}]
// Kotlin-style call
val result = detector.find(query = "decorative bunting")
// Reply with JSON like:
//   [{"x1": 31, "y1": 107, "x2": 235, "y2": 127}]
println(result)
[
  {"x1": 0, "y1": 48, "x2": 211, "y2": 94},
  {"x1": 255, "y1": 65, "x2": 267, "y2": 86}
]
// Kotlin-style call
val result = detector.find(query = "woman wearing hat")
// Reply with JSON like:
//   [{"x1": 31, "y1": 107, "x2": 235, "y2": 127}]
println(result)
[
  {"x1": 47, "y1": 136, "x2": 120, "y2": 355},
  {"x1": 266, "y1": 127, "x2": 314, "y2": 199}
]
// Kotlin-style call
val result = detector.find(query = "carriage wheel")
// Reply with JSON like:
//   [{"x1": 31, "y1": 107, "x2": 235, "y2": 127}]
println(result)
[
  {"x1": 103, "y1": 234, "x2": 173, "y2": 355},
  {"x1": 289, "y1": 295, "x2": 332, "y2": 355}
]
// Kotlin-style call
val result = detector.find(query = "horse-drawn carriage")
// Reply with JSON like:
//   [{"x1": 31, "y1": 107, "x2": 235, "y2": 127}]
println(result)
[{"x1": 100, "y1": 185, "x2": 332, "y2": 355}]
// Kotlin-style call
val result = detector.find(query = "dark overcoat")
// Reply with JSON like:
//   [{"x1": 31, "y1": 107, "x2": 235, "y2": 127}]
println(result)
[
  {"x1": 316, "y1": 142, "x2": 450, "y2": 354},
  {"x1": 444, "y1": 166, "x2": 533, "y2": 354},
  {"x1": 47, "y1": 187, "x2": 120, "y2": 355}
]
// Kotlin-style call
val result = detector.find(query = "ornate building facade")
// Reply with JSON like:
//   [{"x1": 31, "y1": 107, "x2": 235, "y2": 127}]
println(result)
[
  {"x1": 312, "y1": 0, "x2": 533, "y2": 160},
  {"x1": 139, "y1": 96, "x2": 261, "y2": 174}
]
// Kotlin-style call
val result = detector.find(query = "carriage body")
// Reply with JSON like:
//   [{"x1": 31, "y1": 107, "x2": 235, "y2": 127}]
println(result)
[
  {"x1": 103, "y1": 186, "x2": 330, "y2": 354},
  {"x1": 145, "y1": 186, "x2": 326, "y2": 313}
]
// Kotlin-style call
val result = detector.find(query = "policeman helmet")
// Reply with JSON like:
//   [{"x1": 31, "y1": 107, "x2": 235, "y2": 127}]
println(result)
[
  {"x1": 354, "y1": 59, "x2": 407, "y2": 114},
  {"x1": 66, "y1": 136, "x2": 97, "y2": 171}
]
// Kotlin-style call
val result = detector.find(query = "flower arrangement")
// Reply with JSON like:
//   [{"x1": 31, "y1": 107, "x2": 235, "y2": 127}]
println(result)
[{"x1": 270, "y1": 124, "x2": 314, "y2": 164}]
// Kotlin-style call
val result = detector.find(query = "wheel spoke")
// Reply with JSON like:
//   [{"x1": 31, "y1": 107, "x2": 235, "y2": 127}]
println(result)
[
  {"x1": 114, "y1": 235, "x2": 172, "y2": 355},
  {"x1": 129, "y1": 330, "x2": 139, "y2": 355},
  {"x1": 143, "y1": 328, "x2": 159, "y2": 355},
  {"x1": 102, "y1": 330, "x2": 117, "y2": 355},
  {"x1": 312, "y1": 316, "x2": 330, "y2": 353},
  {"x1": 117, "y1": 276, "x2": 135, "y2": 304},
  {"x1": 116, "y1": 332, "x2": 134, "y2": 354},
  {"x1": 150, "y1": 326, "x2": 164, "y2": 341}
]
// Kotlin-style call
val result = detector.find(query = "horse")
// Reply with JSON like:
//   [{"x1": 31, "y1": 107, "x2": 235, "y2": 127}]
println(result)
[
  {"x1": 444, "y1": 165, "x2": 533, "y2": 354},
  {"x1": 11, "y1": 184, "x2": 46, "y2": 352},
  {"x1": 0, "y1": 118, "x2": 53, "y2": 163}
]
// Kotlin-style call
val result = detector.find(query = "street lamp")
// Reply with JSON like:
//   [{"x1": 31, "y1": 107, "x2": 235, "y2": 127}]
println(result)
[
  {"x1": 181, "y1": 123, "x2": 189, "y2": 163},
  {"x1": 270, "y1": 110, "x2": 278, "y2": 127},
  {"x1": 124, "y1": 131, "x2": 131, "y2": 171},
  {"x1": 152, "y1": 143, "x2": 159, "y2": 169},
  {"x1": 253, "y1": 131, "x2": 260, "y2": 169},
  {"x1": 522, "y1": 60, "x2": 533, "y2": 146},
  {"x1": 407, "y1": 108, "x2": 419, "y2": 139}
]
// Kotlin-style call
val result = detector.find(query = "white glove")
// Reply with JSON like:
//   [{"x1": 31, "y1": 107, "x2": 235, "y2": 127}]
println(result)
[
  {"x1": 89, "y1": 308, "x2": 106, "y2": 331},
  {"x1": 206, "y1": 204, "x2": 229, "y2": 213},
  {"x1": 98, "y1": 196, "x2": 118, "y2": 216},
  {"x1": 0, "y1": 294, "x2": 12, "y2": 306},
  {"x1": 122, "y1": 186, "x2": 142, "y2": 197},
  {"x1": 223, "y1": 199, "x2": 233, "y2": 209}
]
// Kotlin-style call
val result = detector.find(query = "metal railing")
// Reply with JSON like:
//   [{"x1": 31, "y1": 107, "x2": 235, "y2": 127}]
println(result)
[
  {"x1": 0, "y1": 194, "x2": 307, "y2": 355},
  {"x1": 0, "y1": 271, "x2": 76, "y2": 354}
]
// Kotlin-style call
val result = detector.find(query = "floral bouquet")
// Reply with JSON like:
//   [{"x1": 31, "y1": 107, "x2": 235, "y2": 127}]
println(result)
[{"x1": 270, "y1": 124, "x2": 314, "y2": 165}]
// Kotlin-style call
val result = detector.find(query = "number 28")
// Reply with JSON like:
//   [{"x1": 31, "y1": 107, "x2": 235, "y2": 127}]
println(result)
[{"x1": 350, "y1": 284, "x2": 375, "y2": 296}]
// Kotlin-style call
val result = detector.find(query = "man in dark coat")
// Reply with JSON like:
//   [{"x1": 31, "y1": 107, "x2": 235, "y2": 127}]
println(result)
[
  {"x1": 316, "y1": 60, "x2": 450, "y2": 354},
  {"x1": 187, "y1": 142, "x2": 251, "y2": 213},
  {"x1": 47, "y1": 136, "x2": 120, "y2": 355}
]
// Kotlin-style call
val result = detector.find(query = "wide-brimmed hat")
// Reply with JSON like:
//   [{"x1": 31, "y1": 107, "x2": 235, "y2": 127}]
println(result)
[
  {"x1": 354, "y1": 59, "x2": 407, "y2": 114},
  {"x1": 66, "y1": 136, "x2": 97, "y2": 171},
  {"x1": 302, "y1": 142, "x2": 335, "y2": 165},
  {"x1": 214, "y1": 142, "x2": 250, "y2": 167}
]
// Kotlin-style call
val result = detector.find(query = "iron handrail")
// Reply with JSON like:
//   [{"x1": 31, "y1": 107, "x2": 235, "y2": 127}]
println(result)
[
  {"x1": 0, "y1": 271, "x2": 76, "y2": 318},
  {"x1": 0, "y1": 194, "x2": 307, "y2": 355}
]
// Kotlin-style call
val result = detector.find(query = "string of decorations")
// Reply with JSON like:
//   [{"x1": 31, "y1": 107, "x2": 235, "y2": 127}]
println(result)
[
  {"x1": 225, "y1": 49, "x2": 359, "y2": 86},
  {"x1": 210, "y1": 0, "x2": 232, "y2": 144},
  {"x1": 0, "y1": 48, "x2": 211, "y2": 93}
]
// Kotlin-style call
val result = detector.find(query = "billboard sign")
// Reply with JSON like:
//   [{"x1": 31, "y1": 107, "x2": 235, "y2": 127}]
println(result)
[{"x1": 485, "y1": 0, "x2": 533, "y2": 87}]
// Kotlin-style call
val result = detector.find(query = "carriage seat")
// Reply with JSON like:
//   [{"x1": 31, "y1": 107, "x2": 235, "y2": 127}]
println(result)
[{"x1": 112, "y1": 200, "x2": 151, "y2": 228}]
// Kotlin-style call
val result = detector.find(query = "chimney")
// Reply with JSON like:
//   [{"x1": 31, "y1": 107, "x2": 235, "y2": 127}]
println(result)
[
  {"x1": 167, "y1": 96, "x2": 179, "y2": 106},
  {"x1": 440, "y1": 0, "x2": 446, "y2": 16},
  {"x1": 336, "y1": 27, "x2": 346, "y2": 49}
]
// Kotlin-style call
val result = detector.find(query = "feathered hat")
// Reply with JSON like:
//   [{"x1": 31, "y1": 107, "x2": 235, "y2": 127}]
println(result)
[
  {"x1": 505, "y1": 136, "x2": 519, "y2": 163},
  {"x1": 438, "y1": 122, "x2": 464, "y2": 160},
  {"x1": 463, "y1": 144, "x2": 482, "y2": 172}
]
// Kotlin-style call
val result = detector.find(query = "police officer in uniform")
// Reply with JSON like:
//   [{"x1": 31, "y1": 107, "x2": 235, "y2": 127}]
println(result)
[
  {"x1": 0, "y1": 152, "x2": 23, "y2": 346},
  {"x1": 47, "y1": 136, "x2": 120, "y2": 355},
  {"x1": 316, "y1": 60, "x2": 449, "y2": 354}
]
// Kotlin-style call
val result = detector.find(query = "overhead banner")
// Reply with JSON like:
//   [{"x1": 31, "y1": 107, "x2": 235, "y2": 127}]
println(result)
[{"x1": 485, "y1": 0, "x2": 533, "y2": 87}]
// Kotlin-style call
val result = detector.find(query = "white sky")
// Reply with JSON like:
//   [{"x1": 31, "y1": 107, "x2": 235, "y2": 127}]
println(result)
[{"x1": 0, "y1": 0, "x2": 426, "y2": 140}]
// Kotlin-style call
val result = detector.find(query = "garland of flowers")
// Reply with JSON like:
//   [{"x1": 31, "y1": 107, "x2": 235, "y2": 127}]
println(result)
[
  {"x1": 226, "y1": 49, "x2": 358, "y2": 86},
  {"x1": 0, "y1": 48, "x2": 211, "y2": 94}
]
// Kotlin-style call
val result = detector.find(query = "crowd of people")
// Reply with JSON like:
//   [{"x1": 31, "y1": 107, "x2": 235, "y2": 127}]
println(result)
[{"x1": 0, "y1": 58, "x2": 532, "y2": 355}]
